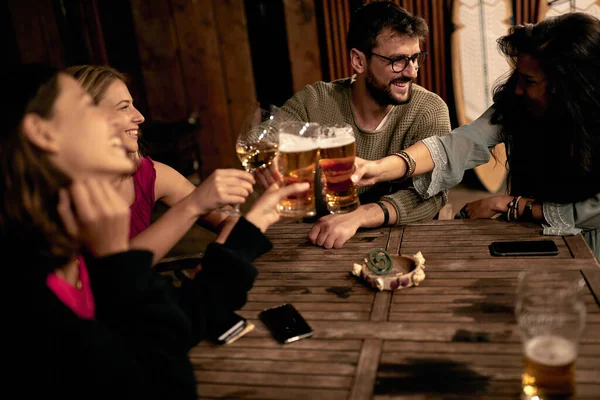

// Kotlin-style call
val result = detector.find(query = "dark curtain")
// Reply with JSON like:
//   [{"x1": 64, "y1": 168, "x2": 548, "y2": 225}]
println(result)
[
  {"x1": 394, "y1": 0, "x2": 454, "y2": 112},
  {"x1": 513, "y1": 0, "x2": 548, "y2": 24}
]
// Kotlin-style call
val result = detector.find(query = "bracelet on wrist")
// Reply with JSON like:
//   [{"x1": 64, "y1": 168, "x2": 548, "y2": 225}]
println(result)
[
  {"x1": 392, "y1": 151, "x2": 416, "y2": 178},
  {"x1": 375, "y1": 201, "x2": 390, "y2": 226},
  {"x1": 523, "y1": 200, "x2": 533, "y2": 221},
  {"x1": 513, "y1": 196, "x2": 522, "y2": 220}
]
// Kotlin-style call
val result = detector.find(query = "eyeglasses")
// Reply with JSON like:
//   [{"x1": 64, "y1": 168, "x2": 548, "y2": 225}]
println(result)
[{"x1": 370, "y1": 51, "x2": 428, "y2": 73}]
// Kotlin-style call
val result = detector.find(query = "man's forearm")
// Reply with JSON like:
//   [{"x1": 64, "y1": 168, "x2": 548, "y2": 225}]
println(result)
[
  {"x1": 356, "y1": 201, "x2": 397, "y2": 228},
  {"x1": 381, "y1": 189, "x2": 445, "y2": 226}
]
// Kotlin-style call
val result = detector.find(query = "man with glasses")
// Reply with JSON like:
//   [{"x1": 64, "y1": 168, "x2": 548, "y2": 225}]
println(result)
[{"x1": 274, "y1": 1, "x2": 451, "y2": 249}]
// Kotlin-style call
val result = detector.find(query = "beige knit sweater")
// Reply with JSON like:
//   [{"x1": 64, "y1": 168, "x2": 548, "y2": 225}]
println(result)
[{"x1": 277, "y1": 78, "x2": 451, "y2": 225}]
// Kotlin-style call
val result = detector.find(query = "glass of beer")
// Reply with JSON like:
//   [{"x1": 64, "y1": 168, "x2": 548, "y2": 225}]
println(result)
[
  {"x1": 276, "y1": 122, "x2": 320, "y2": 218},
  {"x1": 318, "y1": 124, "x2": 359, "y2": 214},
  {"x1": 515, "y1": 270, "x2": 587, "y2": 400}
]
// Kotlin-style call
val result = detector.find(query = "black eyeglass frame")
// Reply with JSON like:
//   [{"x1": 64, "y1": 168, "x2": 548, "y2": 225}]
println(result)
[{"x1": 369, "y1": 51, "x2": 428, "y2": 73}]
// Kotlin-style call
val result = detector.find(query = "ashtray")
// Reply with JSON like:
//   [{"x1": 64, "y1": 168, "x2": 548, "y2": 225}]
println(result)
[{"x1": 351, "y1": 249, "x2": 426, "y2": 291}]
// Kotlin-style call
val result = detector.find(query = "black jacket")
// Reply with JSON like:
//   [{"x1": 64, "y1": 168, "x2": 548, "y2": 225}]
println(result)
[{"x1": 15, "y1": 217, "x2": 271, "y2": 399}]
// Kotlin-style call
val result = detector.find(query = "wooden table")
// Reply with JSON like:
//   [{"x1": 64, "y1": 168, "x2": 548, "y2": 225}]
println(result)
[{"x1": 192, "y1": 220, "x2": 600, "y2": 399}]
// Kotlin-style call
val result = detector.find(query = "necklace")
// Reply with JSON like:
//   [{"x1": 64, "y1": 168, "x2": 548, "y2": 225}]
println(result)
[
  {"x1": 56, "y1": 258, "x2": 82, "y2": 289},
  {"x1": 75, "y1": 258, "x2": 82, "y2": 290}
]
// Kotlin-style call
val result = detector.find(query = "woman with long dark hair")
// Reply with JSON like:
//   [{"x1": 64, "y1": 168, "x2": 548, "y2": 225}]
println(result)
[{"x1": 351, "y1": 12, "x2": 600, "y2": 258}]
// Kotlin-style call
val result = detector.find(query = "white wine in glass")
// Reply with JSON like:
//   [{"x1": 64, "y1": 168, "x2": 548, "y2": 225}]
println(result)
[
  {"x1": 236, "y1": 140, "x2": 278, "y2": 171},
  {"x1": 220, "y1": 106, "x2": 279, "y2": 216}
]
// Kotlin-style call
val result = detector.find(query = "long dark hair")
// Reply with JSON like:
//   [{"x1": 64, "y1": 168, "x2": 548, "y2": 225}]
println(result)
[
  {"x1": 491, "y1": 12, "x2": 600, "y2": 203},
  {"x1": 0, "y1": 64, "x2": 76, "y2": 276}
]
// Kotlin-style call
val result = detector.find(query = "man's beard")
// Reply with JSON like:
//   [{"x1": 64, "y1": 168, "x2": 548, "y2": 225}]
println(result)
[{"x1": 365, "y1": 67, "x2": 413, "y2": 107}]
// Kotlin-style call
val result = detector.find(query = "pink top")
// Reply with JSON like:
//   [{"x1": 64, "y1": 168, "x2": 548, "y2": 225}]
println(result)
[
  {"x1": 46, "y1": 255, "x2": 95, "y2": 320},
  {"x1": 129, "y1": 156, "x2": 157, "y2": 238}
]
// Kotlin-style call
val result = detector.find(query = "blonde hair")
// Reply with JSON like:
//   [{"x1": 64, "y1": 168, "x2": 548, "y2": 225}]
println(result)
[{"x1": 64, "y1": 65, "x2": 128, "y2": 104}]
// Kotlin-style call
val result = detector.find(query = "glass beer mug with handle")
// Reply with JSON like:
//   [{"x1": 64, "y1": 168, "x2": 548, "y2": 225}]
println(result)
[
  {"x1": 221, "y1": 106, "x2": 279, "y2": 216},
  {"x1": 276, "y1": 121, "x2": 320, "y2": 218},
  {"x1": 318, "y1": 124, "x2": 359, "y2": 214},
  {"x1": 515, "y1": 270, "x2": 587, "y2": 400}
]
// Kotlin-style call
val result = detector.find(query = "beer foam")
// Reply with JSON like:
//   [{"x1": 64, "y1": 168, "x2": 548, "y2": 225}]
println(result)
[
  {"x1": 279, "y1": 132, "x2": 319, "y2": 152},
  {"x1": 525, "y1": 335, "x2": 577, "y2": 366},
  {"x1": 319, "y1": 133, "x2": 355, "y2": 149}
]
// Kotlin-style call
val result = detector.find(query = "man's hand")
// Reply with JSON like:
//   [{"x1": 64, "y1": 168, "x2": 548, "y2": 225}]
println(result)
[
  {"x1": 308, "y1": 212, "x2": 362, "y2": 249},
  {"x1": 459, "y1": 195, "x2": 512, "y2": 219},
  {"x1": 253, "y1": 158, "x2": 282, "y2": 190}
]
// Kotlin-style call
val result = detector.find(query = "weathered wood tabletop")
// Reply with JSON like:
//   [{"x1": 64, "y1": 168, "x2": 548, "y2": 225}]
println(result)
[{"x1": 193, "y1": 219, "x2": 600, "y2": 400}]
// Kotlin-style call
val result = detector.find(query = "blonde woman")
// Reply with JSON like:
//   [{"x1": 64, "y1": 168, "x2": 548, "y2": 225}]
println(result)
[{"x1": 66, "y1": 65, "x2": 248, "y2": 264}]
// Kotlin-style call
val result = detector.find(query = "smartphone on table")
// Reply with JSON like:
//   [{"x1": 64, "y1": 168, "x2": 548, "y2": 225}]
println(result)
[
  {"x1": 213, "y1": 312, "x2": 254, "y2": 345},
  {"x1": 259, "y1": 303, "x2": 314, "y2": 344},
  {"x1": 489, "y1": 240, "x2": 559, "y2": 257}
]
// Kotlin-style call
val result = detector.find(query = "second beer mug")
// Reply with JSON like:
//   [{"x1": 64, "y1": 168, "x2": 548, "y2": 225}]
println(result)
[
  {"x1": 319, "y1": 124, "x2": 359, "y2": 214},
  {"x1": 515, "y1": 270, "x2": 587, "y2": 400},
  {"x1": 277, "y1": 122, "x2": 320, "y2": 218}
]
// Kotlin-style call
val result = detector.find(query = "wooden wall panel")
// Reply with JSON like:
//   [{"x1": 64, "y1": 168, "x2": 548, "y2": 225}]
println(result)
[
  {"x1": 73, "y1": 0, "x2": 109, "y2": 65},
  {"x1": 8, "y1": 0, "x2": 65, "y2": 66},
  {"x1": 170, "y1": 0, "x2": 238, "y2": 174},
  {"x1": 129, "y1": 0, "x2": 187, "y2": 122},
  {"x1": 283, "y1": 0, "x2": 323, "y2": 92},
  {"x1": 322, "y1": 0, "x2": 352, "y2": 80},
  {"x1": 214, "y1": 0, "x2": 258, "y2": 141}
]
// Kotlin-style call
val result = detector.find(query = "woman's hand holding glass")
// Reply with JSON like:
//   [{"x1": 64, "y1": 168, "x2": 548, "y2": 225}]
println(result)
[
  {"x1": 186, "y1": 169, "x2": 255, "y2": 217},
  {"x1": 220, "y1": 106, "x2": 280, "y2": 216}
]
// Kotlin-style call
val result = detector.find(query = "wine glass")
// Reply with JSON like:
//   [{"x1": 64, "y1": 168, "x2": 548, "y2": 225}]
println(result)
[{"x1": 220, "y1": 106, "x2": 280, "y2": 216}]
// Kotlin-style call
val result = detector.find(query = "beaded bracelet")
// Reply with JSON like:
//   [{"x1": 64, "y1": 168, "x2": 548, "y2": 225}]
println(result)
[
  {"x1": 392, "y1": 151, "x2": 416, "y2": 178},
  {"x1": 513, "y1": 196, "x2": 522, "y2": 220},
  {"x1": 505, "y1": 196, "x2": 522, "y2": 221},
  {"x1": 506, "y1": 197, "x2": 517, "y2": 221}
]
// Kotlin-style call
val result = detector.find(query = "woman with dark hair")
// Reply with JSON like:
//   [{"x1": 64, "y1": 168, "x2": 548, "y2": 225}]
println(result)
[
  {"x1": 351, "y1": 12, "x2": 600, "y2": 258},
  {"x1": 3, "y1": 63, "x2": 308, "y2": 398}
]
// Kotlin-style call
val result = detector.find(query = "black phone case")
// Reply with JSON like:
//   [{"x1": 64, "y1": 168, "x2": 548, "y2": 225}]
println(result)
[
  {"x1": 489, "y1": 240, "x2": 559, "y2": 257},
  {"x1": 259, "y1": 304, "x2": 314, "y2": 344}
]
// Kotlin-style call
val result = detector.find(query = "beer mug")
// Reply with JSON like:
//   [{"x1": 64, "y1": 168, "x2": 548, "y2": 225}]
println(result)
[
  {"x1": 276, "y1": 122, "x2": 320, "y2": 217},
  {"x1": 318, "y1": 124, "x2": 359, "y2": 214},
  {"x1": 515, "y1": 270, "x2": 587, "y2": 400}
]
